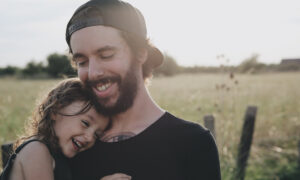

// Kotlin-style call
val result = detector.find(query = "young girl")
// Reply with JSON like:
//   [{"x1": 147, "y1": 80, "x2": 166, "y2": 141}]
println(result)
[{"x1": 0, "y1": 78, "x2": 131, "y2": 180}]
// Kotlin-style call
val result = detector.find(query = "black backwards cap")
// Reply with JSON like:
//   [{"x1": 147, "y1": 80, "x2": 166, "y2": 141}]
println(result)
[{"x1": 66, "y1": 0, "x2": 163, "y2": 68}]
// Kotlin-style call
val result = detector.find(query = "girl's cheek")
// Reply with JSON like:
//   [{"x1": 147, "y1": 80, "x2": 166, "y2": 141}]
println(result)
[{"x1": 87, "y1": 140, "x2": 96, "y2": 149}]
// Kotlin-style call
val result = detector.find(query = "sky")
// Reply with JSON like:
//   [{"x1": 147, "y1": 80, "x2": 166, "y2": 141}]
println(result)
[{"x1": 0, "y1": 0, "x2": 300, "y2": 67}]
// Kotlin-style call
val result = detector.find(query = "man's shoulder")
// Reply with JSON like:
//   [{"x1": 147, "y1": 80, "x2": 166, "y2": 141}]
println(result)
[
  {"x1": 160, "y1": 112, "x2": 209, "y2": 136},
  {"x1": 158, "y1": 112, "x2": 216, "y2": 149}
]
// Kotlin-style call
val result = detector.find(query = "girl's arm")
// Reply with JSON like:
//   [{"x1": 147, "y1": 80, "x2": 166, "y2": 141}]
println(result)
[
  {"x1": 16, "y1": 141, "x2": 54, "y2": 180},
  {"x1": 100, "y1": 173, "x2": 131, "y2": 180}
]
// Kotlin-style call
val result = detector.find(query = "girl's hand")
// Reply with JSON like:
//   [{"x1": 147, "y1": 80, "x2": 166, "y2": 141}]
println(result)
[{"x1": 100, "y1": 173, "x2": 132, "y2": 180}]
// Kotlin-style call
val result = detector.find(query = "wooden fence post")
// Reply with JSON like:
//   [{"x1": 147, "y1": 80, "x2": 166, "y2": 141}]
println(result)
[
  {"x1": 298, "y1": 140, "x2": 300, "y2": 169},
  {"x1": 235, "y1": 106, "x2": 258, "y2": 180},
  {"x1": 204, "y1": 115, "x2": 216, "y2": 139},
  {"x1": 1, "y1": 142, "x2": 13, "y2": 168}
]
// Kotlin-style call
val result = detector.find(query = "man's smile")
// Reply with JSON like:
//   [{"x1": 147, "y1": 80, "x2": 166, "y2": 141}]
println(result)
[
  {"x1": 88, "y1": 76, "x2": 121, "y2": 100},
  {"x1": 96, "y1": 81, "x2": 112, "y2": 92}
]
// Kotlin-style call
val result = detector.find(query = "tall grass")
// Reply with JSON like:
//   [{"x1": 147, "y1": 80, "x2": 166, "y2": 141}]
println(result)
[
  {"x1": 149, "y1": 72, "x2": 300, "y2": 179},
  {"x1": 0, "y1": 78, "x2": 60, "y2": 167},
  {"x1": 0, "y1": 73, "x2": 299, "y2": 179}
]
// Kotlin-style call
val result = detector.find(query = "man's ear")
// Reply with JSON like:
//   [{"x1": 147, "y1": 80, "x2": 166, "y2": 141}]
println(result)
[{"x1": 136, "y1": 49, "x2": 148, "y2": 65}]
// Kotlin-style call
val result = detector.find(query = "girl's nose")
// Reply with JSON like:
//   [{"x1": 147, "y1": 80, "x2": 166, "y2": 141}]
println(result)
[{"x1": 84, "y1": 130, "x2": 94, "y2": 143}]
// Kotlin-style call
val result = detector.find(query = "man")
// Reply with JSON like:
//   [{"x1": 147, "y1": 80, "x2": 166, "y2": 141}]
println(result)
[{"x1": 66, "y1": 0, "x2": 221, "y2": 179}]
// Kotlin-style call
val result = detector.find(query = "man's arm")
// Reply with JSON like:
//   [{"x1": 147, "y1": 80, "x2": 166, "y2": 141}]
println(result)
[{"x1": 186, "y1": 130, "x2": 221, "y2": 180}]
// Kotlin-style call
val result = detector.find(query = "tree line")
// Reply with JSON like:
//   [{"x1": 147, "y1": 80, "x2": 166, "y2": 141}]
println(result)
[
  {"x1": 0, "y1": 53, "x2": 76, "y2": 78},
  {"x1": 1, "y1": 53, "x2": 300, "y2": 78},
  {"x1": 155, "y1": 54, "x2": 300, "y2": 76}
]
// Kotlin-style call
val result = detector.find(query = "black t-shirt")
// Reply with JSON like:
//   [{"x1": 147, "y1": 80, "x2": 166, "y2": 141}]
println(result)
[{"x1": 70, "y1": 112, "x2": 221, "y2": 180}]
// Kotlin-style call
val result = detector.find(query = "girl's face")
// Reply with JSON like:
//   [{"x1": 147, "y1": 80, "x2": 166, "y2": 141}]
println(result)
[{"x1": 53, "y1": 101, "x2": 109, "y2": 158}]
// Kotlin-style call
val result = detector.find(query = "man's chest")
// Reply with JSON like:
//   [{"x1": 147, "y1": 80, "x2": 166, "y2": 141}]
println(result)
[{"x1": 72, "y1": 143, "x2": 187, "y2": 180}]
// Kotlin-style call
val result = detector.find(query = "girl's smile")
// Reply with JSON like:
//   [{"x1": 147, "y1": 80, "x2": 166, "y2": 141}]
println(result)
[{"x1": 53, "y1": 101, "x2": 109, "y2": 158}]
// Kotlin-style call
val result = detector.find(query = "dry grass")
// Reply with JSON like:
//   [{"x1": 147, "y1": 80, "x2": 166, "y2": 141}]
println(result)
[
  {"x1": 1, "y1": 73, "x2": 299, "y2": 179},
  {"x1": 149, "y1": 72, "x2": 300, "y2": 179}
]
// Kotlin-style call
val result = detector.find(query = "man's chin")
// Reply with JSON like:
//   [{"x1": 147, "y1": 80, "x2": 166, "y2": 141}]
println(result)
[
  {"x1": 94, "y1": 104, "x2": 122, "y2": 116},
  {"x1": 96, "y1": 96, "x2": 118, "y2": 108},
  {"x1": 98, "y1": 102, "x2": 116, "y2": 111},
  {"x1": 93, "y1": 99, "x2": 122, "y2": 116}
]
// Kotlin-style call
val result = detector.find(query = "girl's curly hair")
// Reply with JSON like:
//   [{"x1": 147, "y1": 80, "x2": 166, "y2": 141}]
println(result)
[{"x1": 14, "y1": 78, "x2": 93, "y2": 153}]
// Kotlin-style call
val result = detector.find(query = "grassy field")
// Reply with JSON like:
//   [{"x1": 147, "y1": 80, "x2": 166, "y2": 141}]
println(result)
[{"x1": 1, "y1": 73, "x2": 300, "y2": 179}]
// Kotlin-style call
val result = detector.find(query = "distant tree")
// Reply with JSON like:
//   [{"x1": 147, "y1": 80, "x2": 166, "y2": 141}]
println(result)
[
  {"x1": 22, "y1": 61, "x2": 45, "y2": 76},
  {"x1": 154, "y1": 53, "x2": 180, "y2": 76},
  {"x1": 0, "y1": 66, "x2": 20, "y2": 76},
  {"x1": 46, "y1": 53, "x2": 76, "y2": 78},
  {"x1": 237, "y1": 54, "x2": 266, "y2": 73},
  {"x1": 181, "y1": 66, "x2": 224, "y2": 74}
]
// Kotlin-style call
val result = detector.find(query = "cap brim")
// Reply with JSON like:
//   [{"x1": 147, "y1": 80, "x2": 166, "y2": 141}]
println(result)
[{"x1": 148, "y1": 46, "x2": 163, "y2": 68}]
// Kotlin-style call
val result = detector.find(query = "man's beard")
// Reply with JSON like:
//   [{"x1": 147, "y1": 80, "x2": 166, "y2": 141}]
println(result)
[{"x1": 86, "y1": 62, "x2": 138, "y2": 116}]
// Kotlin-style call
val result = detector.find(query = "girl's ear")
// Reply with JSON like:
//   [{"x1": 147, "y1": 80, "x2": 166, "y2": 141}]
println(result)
[{"x1": 136, "y1": 49, "x2": 148, "y2": 65}]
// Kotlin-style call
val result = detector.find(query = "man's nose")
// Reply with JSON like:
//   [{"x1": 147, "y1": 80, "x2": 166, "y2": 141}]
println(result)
[{"x1": 88, "y1": 58, "x2": 104, "y2": 80}]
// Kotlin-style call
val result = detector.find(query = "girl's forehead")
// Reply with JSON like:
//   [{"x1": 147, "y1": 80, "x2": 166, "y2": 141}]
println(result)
[{"x1": 60, "y1": 101, "x2": 88, "y2": 114}]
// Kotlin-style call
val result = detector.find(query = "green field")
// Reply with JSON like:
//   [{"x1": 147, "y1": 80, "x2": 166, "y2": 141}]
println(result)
[{"x1": 1, "y1": 73, "x2": 300, "y2": 179}]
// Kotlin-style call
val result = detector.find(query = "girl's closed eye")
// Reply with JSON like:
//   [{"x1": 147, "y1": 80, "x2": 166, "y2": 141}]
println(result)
[{"x1": 81, "y1": 120, "x2": 90, "y2": 127}]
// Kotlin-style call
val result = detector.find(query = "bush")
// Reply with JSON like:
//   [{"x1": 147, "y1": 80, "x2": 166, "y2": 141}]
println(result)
[
  {"x1": 46, "y1": 53, "x2": 76, "y2": 78},
  {"x1": 0, "y1": 66, "x2": 20, "y2": 76},
  {"x1": 154, "y1": 53, "x2": 180, "y2": 76},
  {"x1": 22, "y1": 61, "x2": 45, "y2": 76}
]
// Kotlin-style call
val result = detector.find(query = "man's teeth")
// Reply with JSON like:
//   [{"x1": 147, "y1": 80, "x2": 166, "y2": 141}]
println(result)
[
  {"x1": 72, "y1": 139, "x2": 82, "y2": 149},
  {"x1": 97, "y1": 82, "x2": 111, "y2": 91}
]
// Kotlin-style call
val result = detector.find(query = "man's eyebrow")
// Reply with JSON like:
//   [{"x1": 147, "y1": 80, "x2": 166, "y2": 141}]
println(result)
[
  {"x1": 95, "y1": 46, "x2": 117, "y2": 54},
  {"x1": 72, "y1": 46, "x2": 117, "y2": 61},
  {"x1": 72, "y1": 53, "x2": 85, "y2": 61}
]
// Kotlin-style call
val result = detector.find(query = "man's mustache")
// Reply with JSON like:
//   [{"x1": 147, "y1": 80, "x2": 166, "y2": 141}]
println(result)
[{"x1": 84, "y1": 75, "x2": 121, "y2": 87}]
